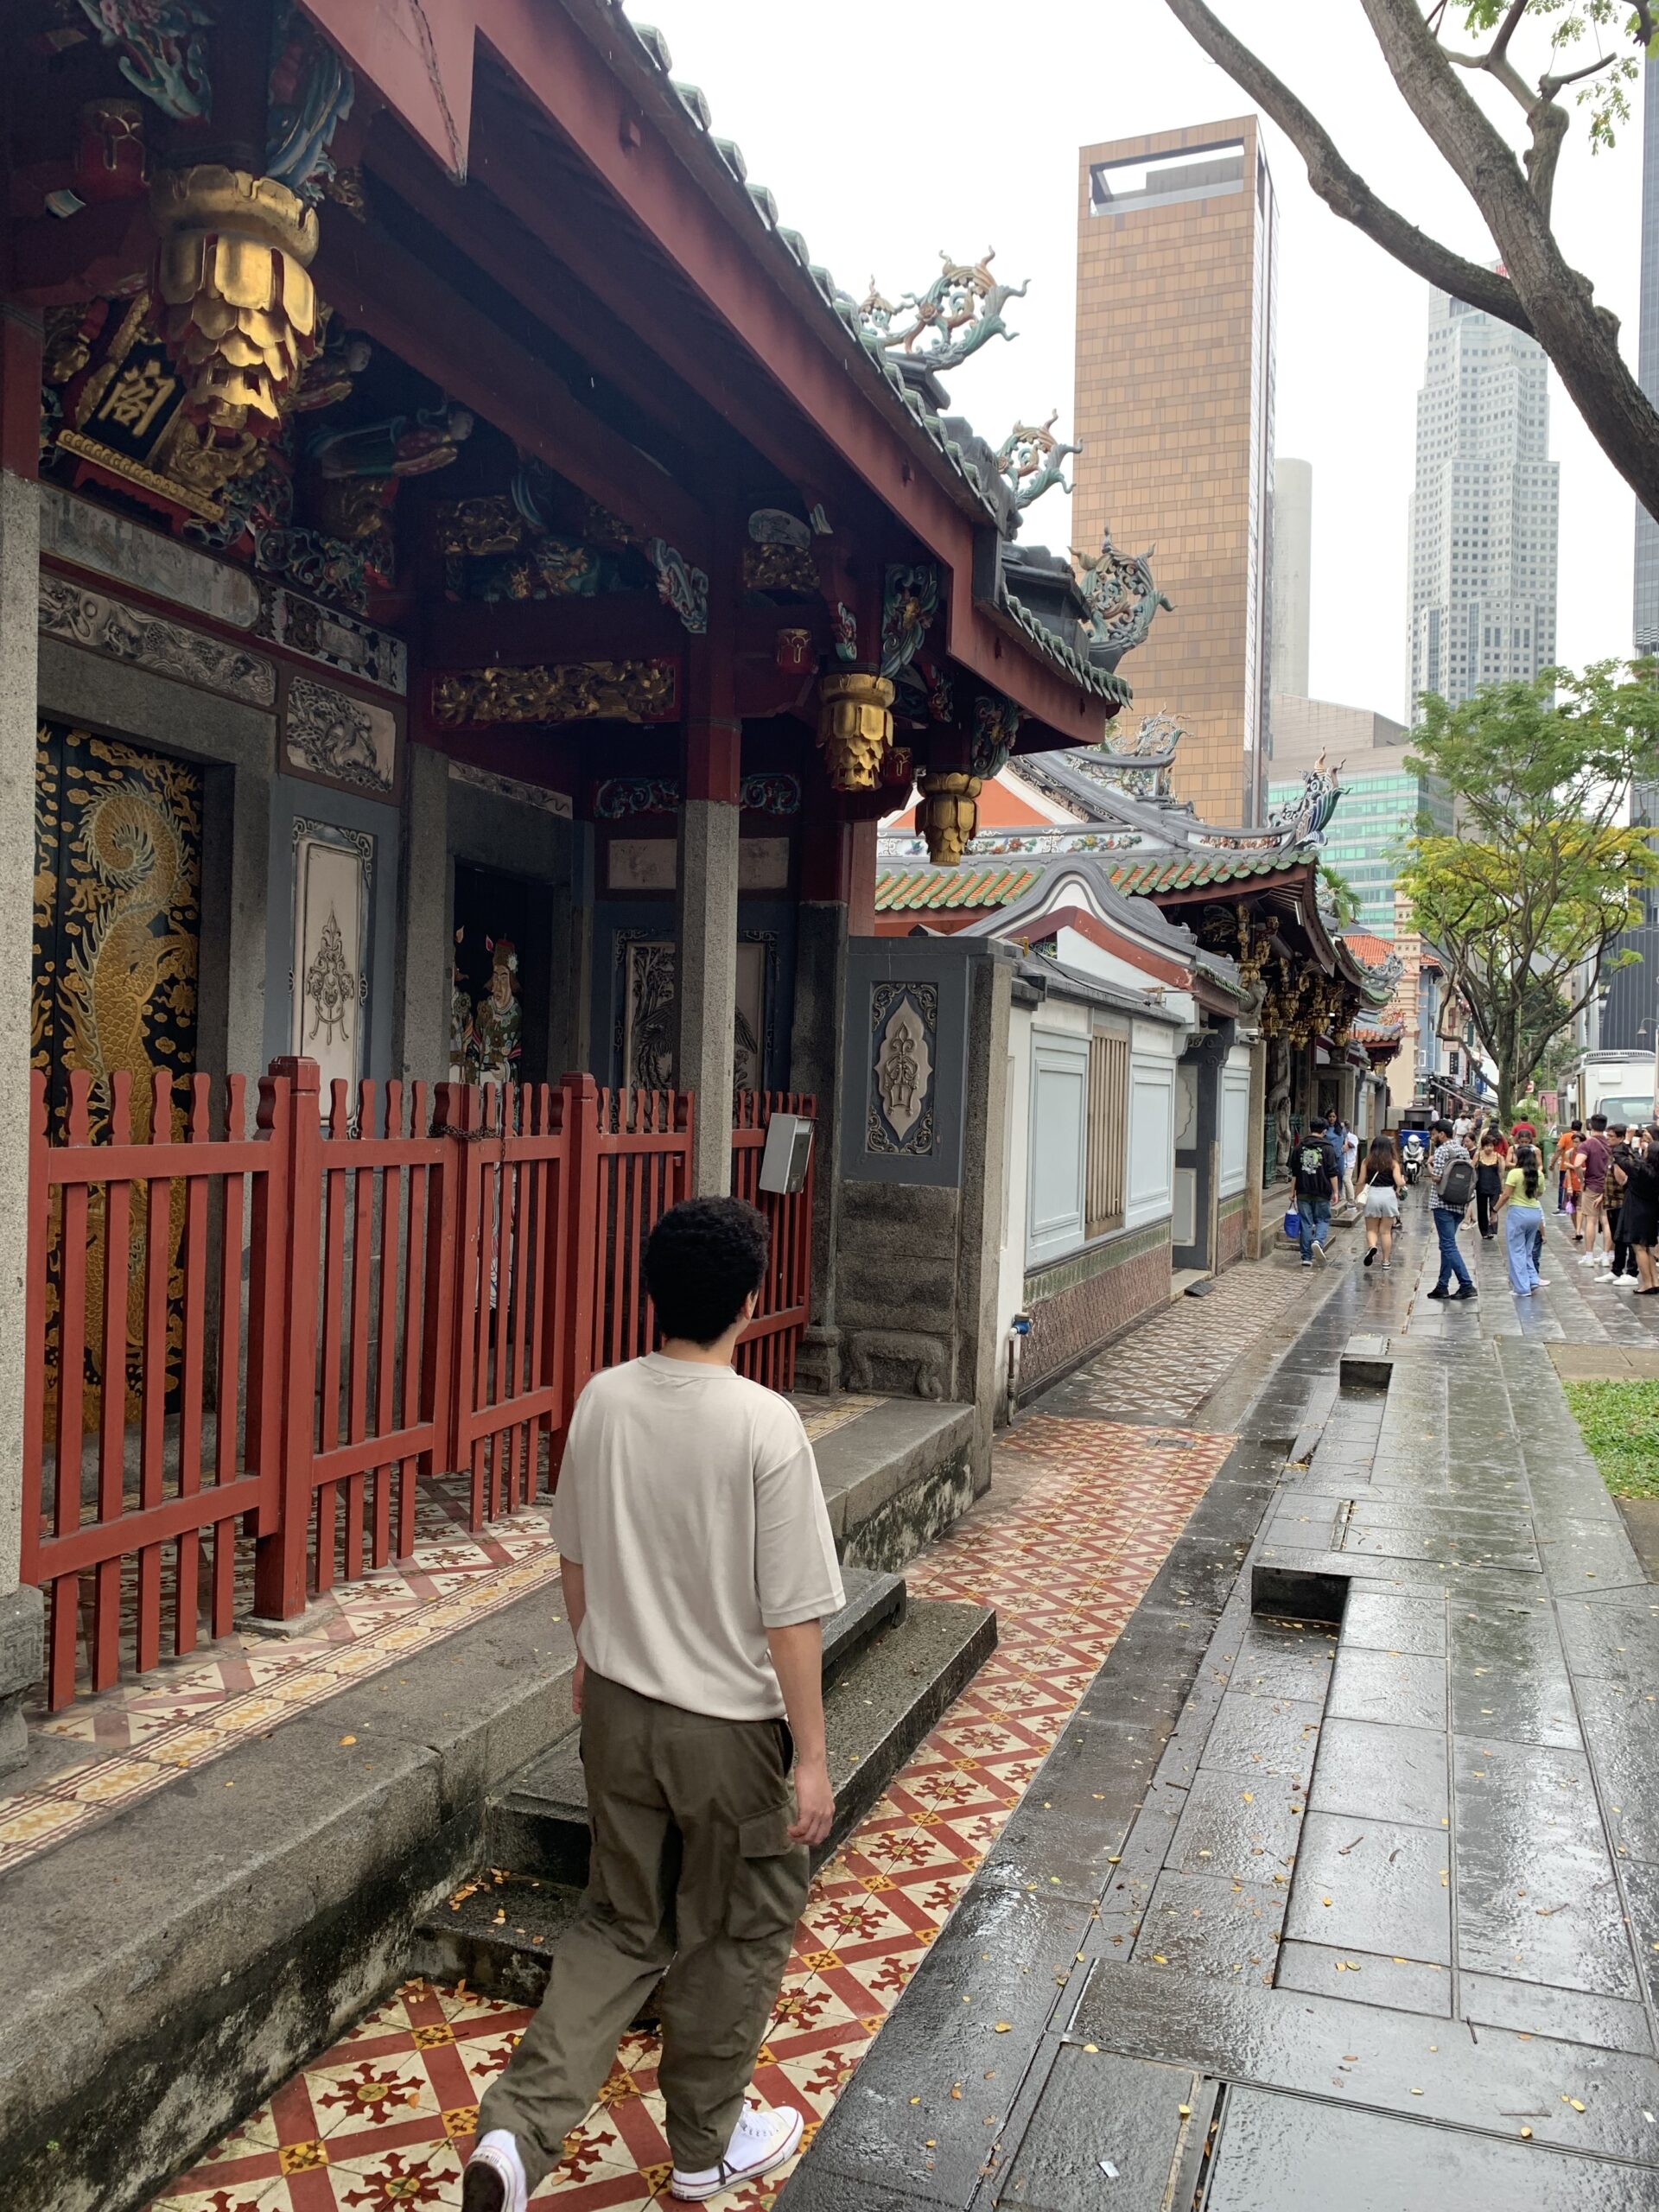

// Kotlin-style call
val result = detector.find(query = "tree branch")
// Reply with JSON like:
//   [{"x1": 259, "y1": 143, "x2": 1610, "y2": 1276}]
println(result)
[
  {"x1": 1161, "y1": 0, "x2": 1659, "y2": 518},
  {"x1": 1158, "y1": 0, "x2": 1535, "y2": 333},
  {"x1": 1357, "y1": 0, "x2": 1659, "y2": 515}
]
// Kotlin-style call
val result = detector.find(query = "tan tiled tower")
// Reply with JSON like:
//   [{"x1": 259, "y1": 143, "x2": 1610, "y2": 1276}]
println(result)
[{"x1": 1074, "y1": 119, "x2": 1277, "y2": 824}]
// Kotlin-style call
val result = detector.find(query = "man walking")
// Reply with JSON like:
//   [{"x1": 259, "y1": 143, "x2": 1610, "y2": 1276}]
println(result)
[
  {"x1": 1294, "y1": 1120, "x2": 1342, "y2": 1270},
  {"x1": 1340, "y1": 1121, "x2": 1360, "y2": 1206},
  {"x1": 465, "y1": 1196, "x2": 845, "y2": 2211},
  {"x1": 1427, "y1": 1117, "x2": 1478, "y2": 1301},
  {"x1": 1574, "y1": 1115, "x2": 1613, "y2": 1273}
]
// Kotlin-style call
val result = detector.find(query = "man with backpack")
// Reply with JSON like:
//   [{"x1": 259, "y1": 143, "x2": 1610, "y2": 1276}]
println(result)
[
  {"x1": 1427, "y1": 1118, "x2": 1478, "y2": 1301},
  {"x1": 1294, "y1": 1120, "x2": 1342, "y2": 1269}
]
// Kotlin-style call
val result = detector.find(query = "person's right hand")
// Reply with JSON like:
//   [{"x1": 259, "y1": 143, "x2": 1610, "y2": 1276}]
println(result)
[
  {"x1": 789, "y1": 1752, "x2": 836, "y2": 1847},
  {"x1": 572, "y1": 1655, "x2": 587, "y2": 1715}
]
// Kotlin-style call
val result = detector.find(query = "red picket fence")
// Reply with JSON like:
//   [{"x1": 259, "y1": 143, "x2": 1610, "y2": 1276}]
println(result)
[
  {"x1": 21, "y1": 1061, "x2": 813, "y2": 1708},
  {"x1": 733, "y1": 1090, "x2": 816, "y2": 1393}
]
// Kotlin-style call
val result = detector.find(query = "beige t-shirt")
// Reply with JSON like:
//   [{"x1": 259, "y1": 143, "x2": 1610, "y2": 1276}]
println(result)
[{"x1": 550, "y1": 1353, "x2": 845, "y2": 1721}]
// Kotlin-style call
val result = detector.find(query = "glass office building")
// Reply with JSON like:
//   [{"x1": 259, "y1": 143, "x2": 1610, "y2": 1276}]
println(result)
[{"x1": 1269, "y1": 764, "x2": 1452, "y2": 938}]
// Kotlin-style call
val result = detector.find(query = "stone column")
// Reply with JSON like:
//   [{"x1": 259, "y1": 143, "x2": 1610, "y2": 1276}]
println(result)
[
  {"x1": 1244, "y1": 1033, "x2": 1267, "y2": 1259},
  {"x1": 675, "y1": 527, "x2": 741, "y2": 1196},
  {"x1": 393, "y1": 742, "x2": 451, "y2": 1089},
  {"x1": 0, "y1": 304, "x2": 43, "y2": 1770},
  {"x1": 677, "y1": 779, "x2": 740, "y2": 1193},
  {"x1": 789, "y1": 820, "x2": 858, "y2": 1393}
]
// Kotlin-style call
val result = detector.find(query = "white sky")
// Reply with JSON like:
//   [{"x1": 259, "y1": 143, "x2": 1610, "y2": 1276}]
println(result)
[{"x1": 639, "y1": 0, "x2": 1643, "y2": 725}]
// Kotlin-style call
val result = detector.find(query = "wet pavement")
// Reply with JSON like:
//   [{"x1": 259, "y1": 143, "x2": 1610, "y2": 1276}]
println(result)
[{"x1": 787, "y1": 1192, "x2": 1659, "y2": 2210}]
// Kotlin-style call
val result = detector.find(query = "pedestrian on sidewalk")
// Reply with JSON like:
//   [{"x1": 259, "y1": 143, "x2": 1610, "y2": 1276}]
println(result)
[
  {"x1": 1606, "y1": 1127, "x2": 1635, "y2": 1279},
  {"x1": 1495, "y1": 1144, "x2": 1545, "y2": 1295},
  {"x1": 1474, "y1": 1131, "x2": 1503, "y2": 1240},
  {"x1": 1574, "y1": 1116, "x2": 1613, "y2": 1271},
  {"x1": 1294, "y1": 1121, "x2": 1341, "y2": 1270},
  {"x1": 1615, "y1": 1128, "x2": 1659, "y2": 1294},
  {"x1": 1554, "y1": 1122, "x2": 1581, "y2": 1216},
  {"x1": 1357, "y1": 1134, "x2": 1403, "y2": 1269},
  {"x1": 1426, "y1": 1119, "x2": 1478, "y2": 1301},
  {"x1": 465, "y1": 1196, "x2": 845, "y2": 2212},
  {"x1": 1340, "y1": 1121, "x2": 1360, "y2": 1205}
]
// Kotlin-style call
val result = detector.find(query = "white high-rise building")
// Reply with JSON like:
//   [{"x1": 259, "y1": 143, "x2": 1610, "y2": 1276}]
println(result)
[
  {"x1": 1406, "y1": 285, "x2": 1558, "y2": 723},
  {"x1": 1270, "y1": 456, "x2": 1312, "y2": 700}
]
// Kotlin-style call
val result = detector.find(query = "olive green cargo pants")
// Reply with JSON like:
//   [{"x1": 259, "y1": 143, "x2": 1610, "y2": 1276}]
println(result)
[{"x1": 474, "y1": 1670, "x2": 808, "y2": 2188}]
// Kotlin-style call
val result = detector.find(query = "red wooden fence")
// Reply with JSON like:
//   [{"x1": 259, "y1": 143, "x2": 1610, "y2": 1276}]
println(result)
[{"x1": 22, "y1": 1065, "x2": 812, "y2": 1708}]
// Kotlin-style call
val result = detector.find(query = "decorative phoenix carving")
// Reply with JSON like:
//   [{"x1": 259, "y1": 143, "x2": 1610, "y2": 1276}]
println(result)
[{"x1": 430, "y1": 659, "x2": 679, "y2": 727}]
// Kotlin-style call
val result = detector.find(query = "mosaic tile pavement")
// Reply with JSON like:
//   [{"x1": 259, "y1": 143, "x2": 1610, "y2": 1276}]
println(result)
[
  {"x1": 151, "y1": 1411, "x2": 1233, "y2": 2209},
  {"x1": 0, "y1": 1397, "x2": 880, "y2": 1879},
  {"x1": 1041, "y1": 1249, "x2": 1327, "y2": 1424}
]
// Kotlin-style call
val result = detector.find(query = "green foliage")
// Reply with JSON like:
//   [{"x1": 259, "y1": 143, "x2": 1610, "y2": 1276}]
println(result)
[
  {"x1": 1399, "y1": 660, "x2": 1659, "y2": 1119},
  {"x1": 1319, "y1": 863, "x2": 1362, "y2": 927},
  {"x1": 1562, "y1": 1378, "x2": 1659, "y2": 1498},
  {"x1": 1457, "y1": 2, "x2": 1650, "y2": 149}
]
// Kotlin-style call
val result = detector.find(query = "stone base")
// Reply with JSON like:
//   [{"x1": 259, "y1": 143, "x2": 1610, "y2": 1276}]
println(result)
[
  {"x1": 0, "y1": 1584, "x2": 43, "y2": 1778},
  {"x1": 791, "y1": 1323, "x2": 843, "y2": 1395}
]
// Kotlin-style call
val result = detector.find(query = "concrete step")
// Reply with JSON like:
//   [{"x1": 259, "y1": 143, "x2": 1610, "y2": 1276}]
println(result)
[
  {"x1": 485, "y1": 1563, "x2": 907, "y2": 1887},
  {"x1": 415, "y1": 1594, "x2": 995, "y2": 1999}
]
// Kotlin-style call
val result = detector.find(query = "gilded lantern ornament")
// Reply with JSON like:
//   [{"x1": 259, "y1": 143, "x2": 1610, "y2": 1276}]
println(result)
[
  {"x1": 816, "y1": 671, "x2": 894, "y2": 791},
  {"x1": 918, "y1": 771, "x2": 982, "y2": 866},
  {"x1": 150, "y1": 165, "x2": 321, "y2": 431}
]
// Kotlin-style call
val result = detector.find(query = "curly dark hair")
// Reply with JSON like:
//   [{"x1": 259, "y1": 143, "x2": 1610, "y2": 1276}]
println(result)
[{"x1": 644, "y1": 1196, "x2": 770, "y2": 1347}]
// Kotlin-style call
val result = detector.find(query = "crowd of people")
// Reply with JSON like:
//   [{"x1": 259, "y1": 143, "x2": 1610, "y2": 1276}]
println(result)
[{"x1": 1288, "y1": 1104, "x2": 1659, "y2": 1303}]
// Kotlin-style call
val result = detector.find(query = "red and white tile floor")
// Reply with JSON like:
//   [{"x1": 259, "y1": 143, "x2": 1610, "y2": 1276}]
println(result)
[
  {"x1": 0, "y1": 1401, "x2": 880, "y2": 1878},
  {"x1": 150, "y1": 1413, "x2": 1233, "y2": 2210}
]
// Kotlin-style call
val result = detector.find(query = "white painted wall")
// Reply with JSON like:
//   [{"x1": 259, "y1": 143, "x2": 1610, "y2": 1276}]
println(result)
[
  {"x1": 1128, "y1": 1019, "x2": 1179, "y2": 1228},
  {"x1": 1220, "y1": 1043, "x2": 1252, "y2": 1198}
]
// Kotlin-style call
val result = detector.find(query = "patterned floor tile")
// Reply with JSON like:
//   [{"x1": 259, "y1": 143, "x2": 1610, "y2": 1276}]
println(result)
[{"x1": 155, "y1": 1402, "x2": 1231, "y2": 2209}]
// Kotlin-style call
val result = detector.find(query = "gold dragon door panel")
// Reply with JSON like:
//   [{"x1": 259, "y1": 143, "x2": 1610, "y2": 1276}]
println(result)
[{"x1": 34, "y1": 722, "x2": 203, "y2": 1435}]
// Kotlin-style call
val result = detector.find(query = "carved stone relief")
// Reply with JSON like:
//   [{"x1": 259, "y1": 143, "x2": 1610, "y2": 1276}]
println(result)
[
  {"x1": 283, "y1": 673, "x2": 396, "y2": 793},
  {"x1": 39, "y1": 572, "x2": 276, "y2": 705},
  {"x1": 867, "y1": 982, "x2": 938, "y2": 1155},
  {"x1": 290, "y1": 818, "x2": 372, "y2": 1115}
]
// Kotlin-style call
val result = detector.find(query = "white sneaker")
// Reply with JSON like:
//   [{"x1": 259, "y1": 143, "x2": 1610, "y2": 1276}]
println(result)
[
  {"x1": 1311, "y1": 1241, "x2": 1326, "y2": 1266},
  {"x1": 463, "y1": 2130, "x2": 527, "y2": 2212},
  {"x1": 672, "y1": 2104, "x2": 805, "y2": 2201},
  {"x1": 1579, "y1": 1254, "x2": 1600, "y2": 1267}
]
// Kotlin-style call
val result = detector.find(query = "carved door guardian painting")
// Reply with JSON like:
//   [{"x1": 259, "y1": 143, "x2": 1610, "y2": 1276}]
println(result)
[
  {"x1": 868, "y1": 982, "x2": 937, "y2": 1154},
  {"x1": 617, "y1": 938, "x2": 771, "y2": 1092},
  {"x1": 33, "y1": 722, "x2": 202, "y2": 1433},
  {"x1": 291, "y1": 820, "x2": 372, "y2": 1116}
]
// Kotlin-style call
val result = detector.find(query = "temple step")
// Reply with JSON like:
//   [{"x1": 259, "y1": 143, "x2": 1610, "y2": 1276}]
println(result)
[{"x1": 410, "y1": 1589, "x2": 995, "y2": 2002}]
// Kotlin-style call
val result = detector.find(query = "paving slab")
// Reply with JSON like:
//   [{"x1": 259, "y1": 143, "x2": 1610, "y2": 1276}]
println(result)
[
  {"x1": 1129, "y1": 1870, "x2": 1286, "y2": 1979},
  {"x1": 1306, "y1": 1717, "x2": 1448, "y2": 1828},
  {"x1": 1452, "y1": 1737, "x2": 1638, "y2": 1997},
  {"x1": 1274, "y1": 1940, "x2": 1451, "y2": 2015},
  {"x1": 1204, "y1": 2085, "x2": 1658, "y2": 2212},
  {"x1": 990, "y1": 2048, "x2": 1196, "y2": 2211},
  {"x1": 1325, "y1": 1645, "x2": 1448, "y2": 1732},
  {"x1": 1282, "y1": 1810, "x2": 1451, "y2": 1965}
]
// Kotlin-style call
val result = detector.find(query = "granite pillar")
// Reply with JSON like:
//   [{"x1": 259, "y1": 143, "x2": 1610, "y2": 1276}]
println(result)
[
  {"x1": 677, "y1": 768, "x2": 740, "y2": 1195},
  {"x1": 393, "y1": 741, "x2": 451, "y2": 1088},
  {"x1": 0, "y1": 305, "x2": 43, "y2": 1768}
]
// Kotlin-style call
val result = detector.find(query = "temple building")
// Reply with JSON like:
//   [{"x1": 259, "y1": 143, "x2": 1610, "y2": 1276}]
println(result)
[
  {"x1": 879, "y1": 700, "x2": 1402, "y2": 1391},
  {"x1": 0, "y1": 3, "x2": 1169, "y2": 1777}
]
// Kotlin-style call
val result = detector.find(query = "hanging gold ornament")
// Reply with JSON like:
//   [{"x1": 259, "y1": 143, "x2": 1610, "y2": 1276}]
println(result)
[
  {"x1": 150, "y1": 166, "x2": 320, "y2": 432},
  {"x1": 815, "y1": 670, "x2": 894, "y2": 791},
  {"x1": 918, "y1": 770, "x2": 982, "y2": 865}
]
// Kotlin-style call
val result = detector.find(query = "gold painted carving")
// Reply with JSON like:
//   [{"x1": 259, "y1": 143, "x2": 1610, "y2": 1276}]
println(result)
[
  {"x1": 434, "y1": 495, "x2": 524, "y2": 558},
  {"x1": 743, "y1": 542, "x2": 819, "y2": 594},
  {"x1": 151, "y1": 165, "x2": 321, "y2": 430},
  {"x1": 918, "y1": 770, "x2": 982, "y2": 866},
  {"x1": 431, "y1": 659, "x2": 678, "y2": 727},
  {"x1": 816, "y1": 671, "x2": 893, "y2": 792}
]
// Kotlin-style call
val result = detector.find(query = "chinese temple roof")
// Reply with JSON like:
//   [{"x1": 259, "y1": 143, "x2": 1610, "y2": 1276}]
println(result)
[{"x1": 874, "y1": 865, "x2": 1039, "y2": 915}]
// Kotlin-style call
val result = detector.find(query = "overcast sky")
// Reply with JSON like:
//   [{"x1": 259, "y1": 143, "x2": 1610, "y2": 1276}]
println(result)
[{"x1": 640, "y1": 0, "x2": 1643, "y2": 725}]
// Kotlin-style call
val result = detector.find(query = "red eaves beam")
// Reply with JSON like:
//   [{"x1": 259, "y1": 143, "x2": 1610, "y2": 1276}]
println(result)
[
  {"x1": 311, "y1": 213, "x2": 706, "y2": 558},
  {"x1": 1037, "y1": 906, "x2": 1194, "y2": 992},
  {"x1": 299, "y1": 0, "x2": 1106, "y2": 748}
]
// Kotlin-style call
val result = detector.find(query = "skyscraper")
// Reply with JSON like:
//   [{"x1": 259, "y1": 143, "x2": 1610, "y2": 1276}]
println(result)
[
  {"x1": 1406, "y1": 285, "x2": 1558, "y2": 722},
  {"x1": 1270, "y1": 456, "x2": 1312, "y2": 700},
  {"x1": 1073, "y1": 119, "x2": 1277, "y2": 824}
]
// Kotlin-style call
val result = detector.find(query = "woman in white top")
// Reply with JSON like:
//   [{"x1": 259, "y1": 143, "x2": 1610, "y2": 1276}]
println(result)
[{"x1": 1357, "y1": 1133, "x2": 1405, "y2": 1271}]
